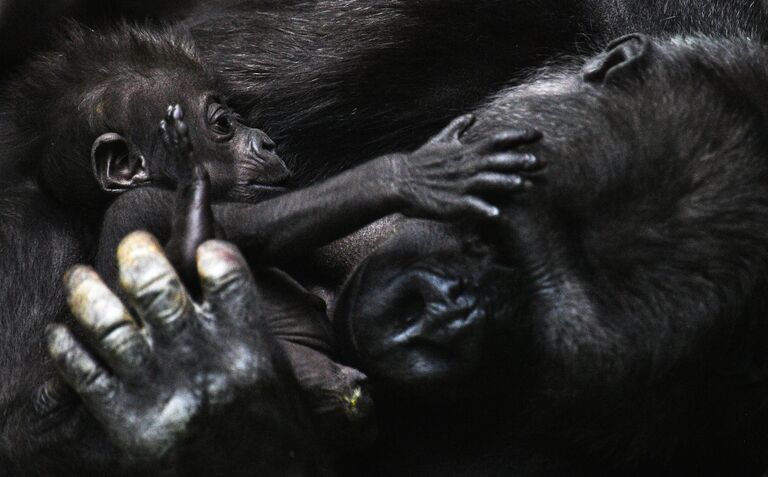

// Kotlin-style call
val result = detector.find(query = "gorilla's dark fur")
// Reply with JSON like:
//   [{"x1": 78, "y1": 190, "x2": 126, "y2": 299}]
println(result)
[
  {"x1": 0, "y1": 18, "x2": 537, "y2": 476},
  {"x1": 1, "y1": 0, "x2": 768, "y2": 476},
  {"x1": 183, "y1": 0, "x2": 767, "y2": 182},
  {"x1": 335, "y1": 34, "x2": 768, "y2": 476},
  {"x1": 0, "y1": 24, "x2": 327, "y2": 476}
]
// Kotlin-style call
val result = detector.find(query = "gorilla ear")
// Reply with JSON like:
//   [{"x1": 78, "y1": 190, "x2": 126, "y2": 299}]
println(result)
[
  {"x1": 583, "y1": 34, "x2": 651, "y2": 85},
  {"x1": 91, "y1": 133, "x2": 149, "y2": 192}
]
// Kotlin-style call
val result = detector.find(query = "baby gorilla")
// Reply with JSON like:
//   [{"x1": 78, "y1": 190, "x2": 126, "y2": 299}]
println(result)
[
  {"x1": 93, "y1": 93, "x2": 541, "y2": 454},
  {"x1": 0, "y1": 23, "x2": 308, "y2": 475},
  {"x1": 0, "y1": 23, "x2": 541, "y2": 473}
]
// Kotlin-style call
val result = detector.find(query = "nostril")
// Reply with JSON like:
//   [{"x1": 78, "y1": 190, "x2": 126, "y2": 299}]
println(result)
[
  {"x1": 262, "y1": 136, "x2": 276, "y2": 152},
  {"x1": 252, "y1": 131, "x2": 277, "y2": 154},
  {"x1": 249, "y1": 138, "x2": 264, "y2": 155},
  {"x1": 392, "y1": 288, "x2": 426, "y2": 327},
  {"x1": 446, "y1": 279, "x2": 464, "y2": 301},
  {"x1": 405, "y1": 271, "x2": 466, "y2": 308}
]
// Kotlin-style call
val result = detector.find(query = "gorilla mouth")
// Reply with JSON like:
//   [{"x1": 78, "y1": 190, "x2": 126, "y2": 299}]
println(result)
[{"x1": 332, "y1": 254, "x2": 493, "y2": 387}]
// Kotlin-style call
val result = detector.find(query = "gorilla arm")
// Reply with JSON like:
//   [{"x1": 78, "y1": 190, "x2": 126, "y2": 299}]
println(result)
[
  {"x1": 49, "y1": 232, "x2": 323, "y2": 476},
  {"x1": 217, "y1": 116, "x2": 542, "y2": 264}
]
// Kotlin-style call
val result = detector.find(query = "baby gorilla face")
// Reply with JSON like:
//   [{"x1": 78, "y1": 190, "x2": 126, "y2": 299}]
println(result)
[
  {"x1": 192, "y1": 96, "x2": 291, "y2": 199},
  {"x1": 88, "y1": 83, "x2": 292, "y2": 202}
]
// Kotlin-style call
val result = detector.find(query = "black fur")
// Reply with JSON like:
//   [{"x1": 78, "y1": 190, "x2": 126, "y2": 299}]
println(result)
[
  {"x1": 0, "y1": 20, "x2": 543, "y2": 474},
  {"x1": 0, "y1": 24, "x2": 293, "y2": 476},
  {"x1": 335, "y1": 35, "x2": 768, "y2": 476},
  {"x1": 0, "y1": 0, "x2": 198, "y2": 82},
  {"x1": 182, "y1": 0, "x2": 767, "y2": 182},
  {"x1": 184, "y1": 0, "x2": 584, "y2": 182},
  {"x1": 1, "y1": 1, "x2": 768, "y2": 475}
]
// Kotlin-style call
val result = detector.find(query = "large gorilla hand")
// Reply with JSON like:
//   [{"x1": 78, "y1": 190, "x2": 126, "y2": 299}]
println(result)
[{"x1": 47, "y1": 231, "x2": 318, "y2": 475}]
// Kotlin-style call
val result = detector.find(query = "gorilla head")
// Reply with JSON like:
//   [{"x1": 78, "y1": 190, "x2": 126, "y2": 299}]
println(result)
[{"x1": 326, "y1": 35, "x2": 768, "y2": 474}]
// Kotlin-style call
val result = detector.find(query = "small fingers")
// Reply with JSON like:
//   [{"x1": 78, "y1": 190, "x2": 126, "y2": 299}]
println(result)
[
  {"x1": 47, "y1": 324, "x2": 118, "y2": 411},
  {"x1": 118, "y1": 232, "x2": 193, "y2": 340},
  {"x1": 165, "y1": 104, "x2": 184, "y2": 127},
  {"x1": 167, "y1": 104, "x2": 192, "y2": 154},
  {"x1": 159, "y1": 120, "x2": 170, "y2": 143},
  {"x1": 197, "y1": 240, "x2": 258, "y2": 326},
  {"x1": 474, "y1": 129, "x2": 542, "y2": 153},
  {"x1": 65, "y1": 266, "x2": 151, "y2": 378},
  {"x1": 172, "y1": 104, "x2": 184, "y2": 121},
  {"x1": 429, "y1": 114, "x2": 476, "y2": 144}
]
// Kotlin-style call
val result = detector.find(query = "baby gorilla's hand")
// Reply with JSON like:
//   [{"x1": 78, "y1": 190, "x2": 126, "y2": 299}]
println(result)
[
  {"x1": 160, "y1": 104, "x2": 194, "y2": 179},
  {"x1": 46, "y1": 232, "x2": 314, "y2": 475},
  {"x1": 391, "y1": 114, "x2": 543, "y2": 219}
]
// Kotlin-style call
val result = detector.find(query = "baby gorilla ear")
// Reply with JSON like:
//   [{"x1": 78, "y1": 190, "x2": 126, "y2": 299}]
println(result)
[
  {"x1": 582, "y1": 33, "x2": 652, "y2": 85},
  {"x1": 91, "y1": 132, "x2": 149, "y2": 193}
]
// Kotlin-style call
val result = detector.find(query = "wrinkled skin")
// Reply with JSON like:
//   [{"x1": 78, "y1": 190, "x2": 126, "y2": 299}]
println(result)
[
  {"x1": 49, "y1": 232, "x2": 317, "y2": 475},
  {"x1": 4, "y1": 1, "x2": 767, "y2": 475},
  {"x1": 330, "y1": 35, "x2": 768, "y2": 476}
]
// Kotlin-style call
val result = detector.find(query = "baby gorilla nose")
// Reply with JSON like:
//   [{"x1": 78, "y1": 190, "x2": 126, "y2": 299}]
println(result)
[
  {"x1": 250, "y1": 129, "x2": 277, "y2": 154},
  {"x1": 247, "y1": 128, "x2": 291, "y2": 185}
]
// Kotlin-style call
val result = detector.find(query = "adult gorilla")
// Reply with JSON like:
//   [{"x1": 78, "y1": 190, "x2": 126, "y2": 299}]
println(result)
[
  {"x1": 332, "y1": 34, "x2": 768, "y2": 476},
  {"x1": 95, "y1": 33, "x2": 768, "y2": 476},
  {"x1": 178, "y1": 0, "x2": 768, "y2": 301},
  {"x1": 182, "y1": 0, "x2": 767, "y2": 183},
  {"x1": 177, "y1": 2, "x2": 768, "y2": 475},
  {"x1": 3, "y1": 0, "x2": 768, "y2": 475}
]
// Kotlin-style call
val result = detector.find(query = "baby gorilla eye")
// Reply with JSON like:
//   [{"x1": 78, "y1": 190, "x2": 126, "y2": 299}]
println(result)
[{"x1": 206, "y1": 102, "x2": 235, "y2": 139}]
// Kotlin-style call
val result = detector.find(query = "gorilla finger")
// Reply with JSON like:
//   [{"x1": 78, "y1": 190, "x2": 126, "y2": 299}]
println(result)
[
  {"x1": 474, "y1": 129, "x2": 542, "y2": 153},
  {"x1": 429, "y1": 114, "x2": 476, "y2": 144},
  {"x1": 66, "y1": 266, "x2": 151, "y2": 378},
  {"x1": 479, "y1": 152, "x2": 542, "y2": 171},
  {"x1": 118, "y1": 231, "x2": 193, "y2": 339},
  {"x1": 465, "y1": 173, "x2": 524, "y2": 193},
  {"x1": 33, "y1": 378, "x2": 76, "y2": 417},
  {"x1": 47, "y1": 325, "x2": 118, "y2": 410},
  {"x1": 197, "y1": 240, "x2": 258, "y2": 326},
  {"x1": 164, "y1": 106, "x2": 179, "y2": 139},
  {"x1": 177, "y1": 120, "x2": 189, "y2": 138},
  {"x1": 172, "y1": 104, "x2": 184, "y2": 121},
  {"x1": 459, "y1": 196, "x2": 500, "y2": 218},
  {"x1": 160, "y1": 120, "x2": 170, "y2": 141}
]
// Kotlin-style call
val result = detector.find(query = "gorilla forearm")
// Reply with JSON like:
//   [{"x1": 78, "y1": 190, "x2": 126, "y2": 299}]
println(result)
[{"x1": 216, "y1": 155, "x2": 401, "y2": 261}]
